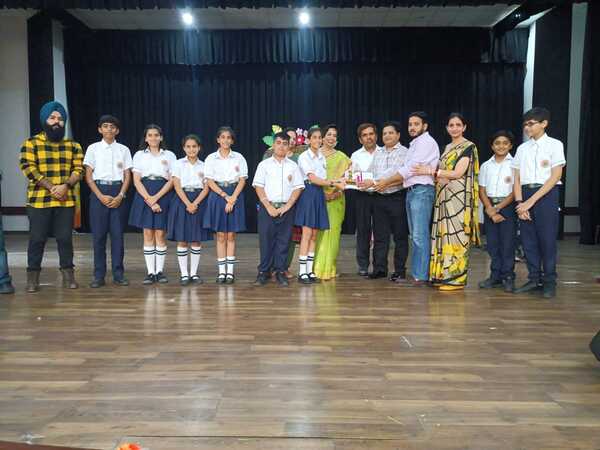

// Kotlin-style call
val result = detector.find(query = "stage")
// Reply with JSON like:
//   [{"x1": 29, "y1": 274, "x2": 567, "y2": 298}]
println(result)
[{"x1": 0, "y1": 233, "x2": 599, "y2": 450}]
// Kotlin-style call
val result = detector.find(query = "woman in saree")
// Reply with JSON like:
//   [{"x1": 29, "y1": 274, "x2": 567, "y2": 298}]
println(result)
[
  {"x1": 314, "y1": 124, "x2": 351, "y2": 281},
  {"x1": 412, "y1": 113, "x2": 480, "y2": 291}
]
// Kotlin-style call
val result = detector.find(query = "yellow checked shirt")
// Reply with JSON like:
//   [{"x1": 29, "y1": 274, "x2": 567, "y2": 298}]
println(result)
[{"x1": 19, "y1": 132, "x2": 84, "y2": 208}]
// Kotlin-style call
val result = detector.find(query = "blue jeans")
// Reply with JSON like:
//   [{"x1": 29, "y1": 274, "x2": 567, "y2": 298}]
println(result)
[
  {"x1": 406, "y1": 184, "x2": 435, "y2": 281},
  {"x1": 0, "y1": 213, "x2": 12, "y2": 286}
]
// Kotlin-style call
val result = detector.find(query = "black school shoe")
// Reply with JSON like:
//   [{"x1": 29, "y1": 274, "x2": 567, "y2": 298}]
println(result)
[
  {"x1": 514, "y1": 280, "x2": 543, "y2": 294},
  {"x1": 308, "y1": 272, "x2": 321, "y2": 283},
  {"x1": 502, "y1": 278, "x2": 515, "y2": 293},
  {"x1": 113, "y1": 278, "x2": 129, "y2": 286},
  {"x1": 143, "y1": 274, "x2": 155, "y2": 285},
  {"x1": 155, "y1": 272, "x2": 168, "y2": 284},
  {"x1": 542, "y1": 283, "x2": 556, "y2": 299},
  {"x1": 368, "y1": 271, "x2": 388, "y2": 280},
  {"x1": 275, "y1": 272, "x2": 289, "y2": 287},
  {"x1": 89, "y1": 279, "x2": 105, "y2": 288},
  {"x1": 478, "y1": 277, "x2": 503, "y2": 289},
  {"x1": 298, "y1": 274, "x2": 312, "y2": 284},
  {"x1": 255, "y1": 272, "x2": 270, "y2": 286},
  {"x1": 389, "y1": 271, "x2": 406, "y2": 282}
]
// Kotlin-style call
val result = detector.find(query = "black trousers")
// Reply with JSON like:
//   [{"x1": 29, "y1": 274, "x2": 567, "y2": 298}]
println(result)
[
  {"x1": 372, "y1": 190, "x2": 409, "y2": 274},
  {"x1": 354, "y1": 190, "x2": 376, "y2": 271},
  {"x1": 484, "y1": 202, "x2": 516, "y2": 281},
  {"x1": 257, "y1": 205, "x2": 295, "y2": 273},
  {"x1": 27, "y1": 206, "x2": 75, "y2": 272}
]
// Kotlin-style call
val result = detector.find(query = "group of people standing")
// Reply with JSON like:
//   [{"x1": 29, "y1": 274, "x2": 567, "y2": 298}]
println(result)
[{"x1": 6, "y1": 100, "x2": 563, "y2": 300}]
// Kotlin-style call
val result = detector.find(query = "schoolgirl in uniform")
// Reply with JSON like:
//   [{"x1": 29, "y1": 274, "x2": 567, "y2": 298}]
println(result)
[
  {"x1": 294, "y1": 126, "x2": 345, "y2": 284},
  {"x1": 167, "y1": 134, "x2": 212, "y2": 285},
  {"x1": 203, "y1": 126, "x2": 248, "y2": 284},
  {"x1": 128, "y1": 124, "x2": 177, "y2": 285}
]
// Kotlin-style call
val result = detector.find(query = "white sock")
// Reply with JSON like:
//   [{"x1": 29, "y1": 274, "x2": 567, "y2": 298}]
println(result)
[
  {"x1": 218, "y1": 258, "x2": 227, "y2": 275},
  {"x1": 156, "y1": 246, "x2": 167, "y2": 274},
  {"x1": 307, "y1": 252, "x2": 315, "y2": 274},
  {"x1": 177, "y1": 246, "x2": 189, "y2": 277},
  {"x1": 226, "y1": 256, "x2": 236, "y2": 275},
  {"x1": 299, "y1": 256, "x2": 308, "y2": 276},
  {"x1": 190, "y1": 246, "x2": 202, "y2": 276},
  {"x1": 143, "y1": 246, "x2": 156, "y2": 275}
]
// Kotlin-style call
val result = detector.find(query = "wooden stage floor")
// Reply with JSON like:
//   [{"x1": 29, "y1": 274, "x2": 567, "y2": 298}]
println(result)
[{"x1": 1, "y1": 233, "x2": 599, "y2": 450}]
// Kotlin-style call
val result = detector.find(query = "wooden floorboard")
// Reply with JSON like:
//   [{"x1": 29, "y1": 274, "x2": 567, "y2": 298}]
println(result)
[{"x1": 0, "y1": 233, "x2": 599, "y2": 449}]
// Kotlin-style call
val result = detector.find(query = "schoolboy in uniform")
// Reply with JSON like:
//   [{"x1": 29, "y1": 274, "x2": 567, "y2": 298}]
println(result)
[
  {"x1": 478, "y1": 130, "x2": 517, "y2": 293},
  {"x1": 253, "y1": 132, "x2": 304, "y2": 286},
  {"x1": 84, "y1": 115, "x2": 132, "y2": 287},
  {"x1": 512, "y1": 107, "x2": 566, "y2": 299}
]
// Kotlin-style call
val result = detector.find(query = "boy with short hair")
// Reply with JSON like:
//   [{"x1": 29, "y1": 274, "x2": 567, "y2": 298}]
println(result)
[{"x1": 512, "y1": 107, "x2": 566, "y2": 299}]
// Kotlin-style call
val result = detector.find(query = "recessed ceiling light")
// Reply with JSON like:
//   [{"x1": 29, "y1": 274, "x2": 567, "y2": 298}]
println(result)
[
  {"x1": 181, "y1": 11, "x2": 194, "y2": 26},
  {"x1": 299, "y1": 11, "x2": 310, "y2": 26}
]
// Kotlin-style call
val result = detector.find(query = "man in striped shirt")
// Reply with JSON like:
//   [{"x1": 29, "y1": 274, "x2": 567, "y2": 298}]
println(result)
[{"x1": 19, "y1": 101, "x2": 84, "y2": 293}]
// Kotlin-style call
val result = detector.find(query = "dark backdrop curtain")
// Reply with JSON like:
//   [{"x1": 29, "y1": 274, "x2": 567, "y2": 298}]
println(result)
[
  {"x1": 64, "y1": 28, "x2": 526, "y2": 233},
  {"x1": 579, "y1": 1, "x2": 600, "y2": 244}
]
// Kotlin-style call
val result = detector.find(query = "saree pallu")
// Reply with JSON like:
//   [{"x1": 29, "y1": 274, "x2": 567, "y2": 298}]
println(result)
[
  {"x1": 430, "y1": 140, "x2": 481, "y2": 286},
  {"x1": 314, "y1": 150, "x2": 351, "y2": 280}
]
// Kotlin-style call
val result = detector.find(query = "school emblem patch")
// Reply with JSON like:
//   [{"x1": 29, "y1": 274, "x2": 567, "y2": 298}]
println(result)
[
  {"x1": 116, "y1": 161, "x2": 123, "y2": 169},
  {"x1": 540, "y1": 159, "x2": 550, "y2": 168},
  {"x1": 288, "y1": 174, "x2": 293, "y2": 182},
  {"x1": 198, "y1": 171, "x2": 204, "y2": 178},
  {"x1": 161, "y1": 159, "x2": 168, "y2": 166},
  {"x1": 234, "y1": 165, "x2": 240, "y2": 173},
  {"x1": 504, "y1": 176, "x2": 512, "y2": 184}
]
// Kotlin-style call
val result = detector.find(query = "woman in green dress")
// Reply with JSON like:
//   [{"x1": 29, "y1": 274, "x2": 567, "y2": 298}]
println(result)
[
  {"x1": 314, "y1": 124, "x2": 351, "y2": 281},
  {"x1": 412, "y1": 113, "x2": 480, "y2": 291}
]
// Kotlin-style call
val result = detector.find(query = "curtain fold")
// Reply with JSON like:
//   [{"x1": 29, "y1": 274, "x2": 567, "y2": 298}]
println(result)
[
  {"x1": 64, "y1": 27, "x2": 528, "y2": 67},
  {"x1": 579, "y1": 1, "x2": 600, "y2": 244}
]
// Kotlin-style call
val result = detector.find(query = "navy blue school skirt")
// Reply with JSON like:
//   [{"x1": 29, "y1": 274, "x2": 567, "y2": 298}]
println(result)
[
  {"x1": 294, "y1": 182, "x2": 329, "y2": 229},
  {"x1": 202, "y1": 184, "x2": 246, "y2": 233},
  {"x1": 167, "y1": 190, "x2": 213, "y2": 242},
  {"x1": 128, "y1": 178, "x2": 173, "y2": 230}
]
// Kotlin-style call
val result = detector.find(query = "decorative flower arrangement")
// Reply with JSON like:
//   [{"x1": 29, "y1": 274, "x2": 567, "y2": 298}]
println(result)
[{"x1": 262, "y1": 124, "x2": 316, "y2": 148}]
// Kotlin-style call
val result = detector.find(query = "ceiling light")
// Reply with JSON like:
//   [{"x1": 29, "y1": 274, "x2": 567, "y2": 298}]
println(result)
[
  {"x1": 181, "y1": 11, "x2": 194, "y2": 26},
  {"x1": 299, "y1": 11, "x2": 310, "y2": 26}
]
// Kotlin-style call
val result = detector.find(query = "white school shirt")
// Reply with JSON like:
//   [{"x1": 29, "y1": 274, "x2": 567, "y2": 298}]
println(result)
[
  {"x1": 83, "y1": 139, "x2": 133, "y2": 181},
  {"x1": 203, "y1": 149, "x2": 248, "y2": 183},
  {"x1": 172, "y1": 157, "x2": 205, "y2": 189},
  {"x1": 132, "y1": 148, "x2": 177, "y2": 178},
  {"x1": 350, "y1": 145, "x2": 380, "y2": 172},
  {"x1": 511, "y1": 134, "x2": 566, "y2": 185},
  {"x1": 252, "y1": 156, "x2": 304, "y2": 203},
  {"x1": 297, "y1": 148, "x2": 327, "y2": 181},
  {"x1": 478, "y1": 154, "x2": 514, "y2": 197}
]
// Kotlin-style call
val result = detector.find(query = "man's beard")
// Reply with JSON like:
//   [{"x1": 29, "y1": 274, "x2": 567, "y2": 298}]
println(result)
[{"x1": 43, "y1": 123, "x2": 65, "y2": 142}]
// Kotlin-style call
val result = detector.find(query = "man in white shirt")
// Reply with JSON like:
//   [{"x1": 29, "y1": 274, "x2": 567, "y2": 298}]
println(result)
[
  {"x1": 350, "y1": 123, "x2": 380, "y2": 276},
  {"x1": 253, "y1": 132, "x2": 304, "y2": 286},
  {"x1": 512, "y1": 107, "x2": 566, "y2": 299},
  {"x1": 84, "y1": 115, "x2": 132, "y2": 288}
]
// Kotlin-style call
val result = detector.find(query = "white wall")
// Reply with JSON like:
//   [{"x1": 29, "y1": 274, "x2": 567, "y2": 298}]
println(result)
[
  {"x1": 523, "y1": 21, "x2": 535, "y2": 117},
  {"x1": 0, "y1": 11, "x2": 34, "y2": 231}
]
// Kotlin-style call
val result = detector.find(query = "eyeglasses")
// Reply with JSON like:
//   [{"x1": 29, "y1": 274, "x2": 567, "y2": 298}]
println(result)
[{"x1": 523, "y1": 120, "x2": 540, "y2": 128}]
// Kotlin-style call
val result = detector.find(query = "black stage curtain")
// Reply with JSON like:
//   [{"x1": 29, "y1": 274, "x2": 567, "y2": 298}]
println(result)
[
  {"x1": 66, "y1": 28, "x2": 528, "y2": 66},
  {"x1": 579, "y1": 1, "x2": 600, "y2": 244},
  {"x1": 64, "y1": 28, "x2": 526, "y2": 233}
]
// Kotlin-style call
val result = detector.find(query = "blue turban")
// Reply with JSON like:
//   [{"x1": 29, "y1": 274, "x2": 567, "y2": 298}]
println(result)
[{"x1": 40, "y1": 101, "x2": 68, "y2": 126}]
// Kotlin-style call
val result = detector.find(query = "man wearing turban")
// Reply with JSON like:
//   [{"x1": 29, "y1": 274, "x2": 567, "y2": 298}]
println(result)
[{"x1": 19, "y1": 101, "x2": 84, "y2": 293}]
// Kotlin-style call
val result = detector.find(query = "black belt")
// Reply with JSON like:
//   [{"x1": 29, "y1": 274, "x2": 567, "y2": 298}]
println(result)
[
  {"x1": 489, "y1": 196, "x2": 508, "y2": 205},
  {"x1": 376, "y1": 189, "x2": 405, "y2": 197},
  {"x1": 95, "y1": 180, "x2": 122, "y2": 186},
  {"x1": 183, "y1": 187, "x2": 202, "y2": 192},
  {"x1": 142, "y1": 175, "x2": 167, "y2": 181},
  {"x1": 269, "y1": 201, "x2": 286, "y2": 208},
  {"x1": 216, "y1": 181, "x2": 238, "y2": 188},
  {"x1": 522, "y1": 183, "x2": 543, "y2": 189}
]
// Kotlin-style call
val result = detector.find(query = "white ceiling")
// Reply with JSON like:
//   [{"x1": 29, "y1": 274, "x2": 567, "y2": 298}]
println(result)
[{"x1": 67, "y1": 5, "x2": 519, "y2": 30}]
